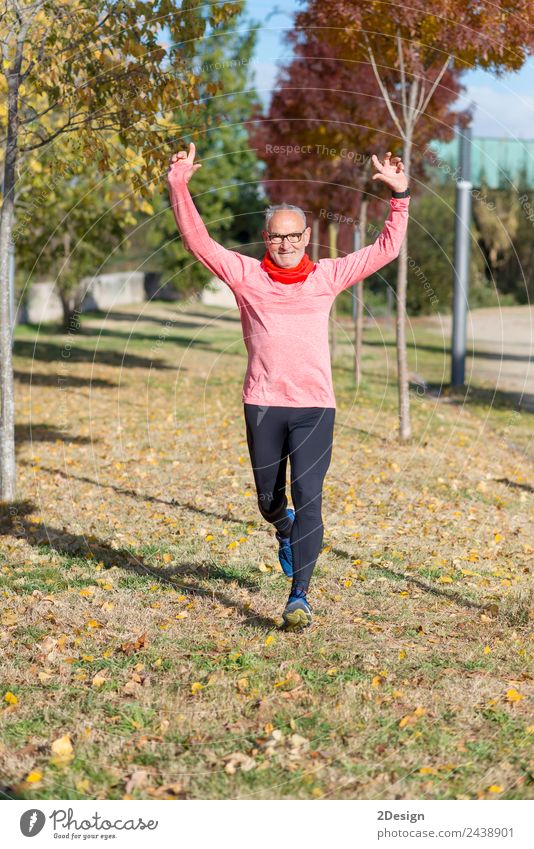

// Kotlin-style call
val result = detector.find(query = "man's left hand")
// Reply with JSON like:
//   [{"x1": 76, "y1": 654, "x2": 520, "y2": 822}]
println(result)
[{"x1": 371, "y1": 151, "x2": 409, "y2": 193}]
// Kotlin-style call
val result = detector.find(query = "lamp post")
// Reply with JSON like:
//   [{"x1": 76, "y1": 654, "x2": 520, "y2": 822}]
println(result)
[{"x1": 451, "y1": 123, "x2": 473, "y2": 386}]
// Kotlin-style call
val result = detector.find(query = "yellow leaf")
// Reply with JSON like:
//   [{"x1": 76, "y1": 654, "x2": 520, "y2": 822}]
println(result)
[
  {"x1": 484, "y1": 646, "x2": 492, "y2": 655},
  {"x1": 398, "y1": 650, "x2": 407, "y2": 661},
  {"x1": 50, "y1": 734, "x2": 74, "y2": 765},
  {"x1": 265, "y1": 635, "x2": 275, "y2": 646},
  {"x1": 79, "y1": 587, "x2": 94, "y2": 597},
  {"x1": 525, "y1": 725, "x2": 534, "y2": 734},
  {"x1": 506, "y1": 688, "x2": 524, "y2": 703},
  {"x1": 86, "y1": 619, "x2": 103, "y2": 629},
  {"x1": 92, "y1": 673, "x2": 106, "y2": 688},
  {"x1": 25, "y1": 770, "x2": 43, "y2": 784},
  {"x1": 437, "y1": 576, "x2": 453, "y2": 584},
  {"x1": 494, "y1": 533, "x2": 502, "y2": 543},
  {"x1": 327, "y1": 667, "x2": 338, "y2": 676},
  {"x1": 488, "y1": 784, "x2": 504, "y2": 793},
  {"x1": 163, "y1": 553, "x2": 172, "y2": 563},
  {"x1": 205, "y1": 535, "x2": 214, "y2": 541},
  {"x1": 4, "y1": 691, "x2": 18, "y2": 705},
  {"x1": 236, "y1": 677, "x2": 249, "y2": 692},
  {"x1": 191, "y1": 682, "x2": 203, "y2": 695},
  {"x1": 419, "y1": 766, "x2": 438, "y2": 775}
]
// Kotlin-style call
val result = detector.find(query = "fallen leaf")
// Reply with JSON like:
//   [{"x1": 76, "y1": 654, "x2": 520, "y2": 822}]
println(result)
[
  {"x1": 121, "y1": 633, "x2": 148, "y2": 655},
  {"x1": 3, "y1": 691, "x2": 18, "y2": 705},
  {"x1": 50, "y1": 734, "x2": 74, "y2": 766},
  {"x1": 223, "y1": 752, "x2": 256, "y2": 774}
]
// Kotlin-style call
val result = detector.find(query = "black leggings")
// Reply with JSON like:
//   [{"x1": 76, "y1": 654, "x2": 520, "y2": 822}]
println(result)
[{"x1": 243, "y1": 403, "x2": 336, "y2": 595}]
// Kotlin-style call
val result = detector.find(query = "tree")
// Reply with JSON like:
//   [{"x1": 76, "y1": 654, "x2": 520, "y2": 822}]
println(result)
[
  {"x1": 251, "y1": 28, "x2": 463, "y2": 392},
  {"x1": 295, "y1": 0, "x2": 534, "y2": 439},
  {"x1": 144, "y1": 19, "x2": 264, "y2": 296},
  {"x1": 12, "y1": 136, "x2": 146, "y2": 327},
  {"x1": 0, "y1": 0, "x2": 243, "y2": 502}
]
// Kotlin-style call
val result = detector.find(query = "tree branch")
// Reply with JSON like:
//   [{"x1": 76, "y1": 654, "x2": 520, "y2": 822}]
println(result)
[
  {"x1": 363, "y1": 33, "x2": 406, "y2": 141},
  {"x1": 416, "y1": 56, "x2": 451, "y2": 120},
  {"x1": 396, "y1": 29, "x2": 409, "y2": 127}
]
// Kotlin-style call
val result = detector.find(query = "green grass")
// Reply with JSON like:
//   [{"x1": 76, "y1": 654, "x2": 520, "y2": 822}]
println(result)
[{"x1": 1, "y1": 301, "x2": 533, "y2": 800}]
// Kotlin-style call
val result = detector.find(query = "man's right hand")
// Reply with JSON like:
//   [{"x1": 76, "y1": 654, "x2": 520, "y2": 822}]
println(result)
[{"x1": 167, "y1": 141, "x2": 202, "y2": 186}]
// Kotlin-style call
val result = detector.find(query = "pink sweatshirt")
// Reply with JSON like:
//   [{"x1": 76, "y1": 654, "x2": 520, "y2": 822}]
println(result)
[{"x1": 169, "y1": 178, "x2": 410, "y2": 408}]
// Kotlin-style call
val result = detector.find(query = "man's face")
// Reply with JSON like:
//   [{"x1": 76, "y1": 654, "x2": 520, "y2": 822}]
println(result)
[{"x1": 262, "y1": 211, "x2": 311, "y2": 268}]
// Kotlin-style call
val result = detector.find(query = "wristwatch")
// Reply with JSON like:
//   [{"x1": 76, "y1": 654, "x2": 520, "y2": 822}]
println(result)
[{"x1": 391, "y1": 187, "x2": 410, "y2": 198}]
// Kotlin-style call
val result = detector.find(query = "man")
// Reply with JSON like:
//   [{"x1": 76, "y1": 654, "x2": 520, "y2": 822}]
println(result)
[{"x1": 167, "y1": 143, "x2": 410, "y2": 630}]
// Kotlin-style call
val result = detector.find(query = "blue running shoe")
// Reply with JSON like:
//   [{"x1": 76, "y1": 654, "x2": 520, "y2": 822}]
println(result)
[
  {"x1": 275, "y1": 508, "x2": 295, "y2": 577},
  {"x1": 283, "y1": 592, "x2": 312, "y2": 630}
]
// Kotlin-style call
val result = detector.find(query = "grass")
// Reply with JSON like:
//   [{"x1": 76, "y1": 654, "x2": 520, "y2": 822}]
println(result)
[{"x1": 0, "y1": 300, "x2": 533, "y2": 800}]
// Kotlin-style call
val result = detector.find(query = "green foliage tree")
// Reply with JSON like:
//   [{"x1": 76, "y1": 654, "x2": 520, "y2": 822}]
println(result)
[
  {"x1": 12, "y1": 136, "x2": 145, "y2": 327},
  {"x1": 0, "y1": 0, "x2": 243, "y2": 501},
  {"x1": 143, "y1": 22, "x2": 264, "y2": 297}
]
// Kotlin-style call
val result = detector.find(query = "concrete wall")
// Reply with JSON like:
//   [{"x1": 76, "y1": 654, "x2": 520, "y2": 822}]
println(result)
[
  {"x1": 19, "y1": 271, "x2": 236, "y2": 324},
  {"x1": 200, "y1": 276, "x2": 238, "y2": 309},
  {"x1": 21, "y1": 272, "x2": 146, "y2": 324},
  {"x1": 80, "y1": 272, "x2": 145, "y2": 311}
]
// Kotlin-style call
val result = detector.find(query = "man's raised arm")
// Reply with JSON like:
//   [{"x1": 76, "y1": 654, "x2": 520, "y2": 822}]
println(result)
[
  {"x1": 324, "y1": 152, "x2": 410, "y2": 296},
  {"x1": 166, "y1": 143, "x2": 258, "y2": 290}
]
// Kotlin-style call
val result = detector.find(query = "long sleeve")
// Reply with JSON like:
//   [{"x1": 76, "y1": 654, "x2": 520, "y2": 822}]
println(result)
[
  {"x1": 323, "y1": 196, "x2": 410, "y2": 296},
  {"x1": 168, "y1": 177, "x2": 260, "y2": 291}
]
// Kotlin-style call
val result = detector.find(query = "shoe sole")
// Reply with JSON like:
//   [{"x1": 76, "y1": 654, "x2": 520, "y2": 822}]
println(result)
[{"x1": 283, "y1": 607, "x2": 312, "y2": 630}]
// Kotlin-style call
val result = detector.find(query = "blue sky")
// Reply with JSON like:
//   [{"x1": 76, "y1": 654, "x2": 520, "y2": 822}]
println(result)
[{"x1": 245, "y1": 0, "x2": 534, "y2": 139}]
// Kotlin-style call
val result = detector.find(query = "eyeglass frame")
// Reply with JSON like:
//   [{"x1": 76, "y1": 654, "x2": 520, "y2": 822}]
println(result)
[{"x1": 265, "y1": 228, "x2": 309, "y2": 245}]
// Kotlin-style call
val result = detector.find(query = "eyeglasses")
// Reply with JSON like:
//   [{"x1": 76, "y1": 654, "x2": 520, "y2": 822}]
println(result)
[{"x1": 266, "y1": 230, "x2": 306, "y2": 244}]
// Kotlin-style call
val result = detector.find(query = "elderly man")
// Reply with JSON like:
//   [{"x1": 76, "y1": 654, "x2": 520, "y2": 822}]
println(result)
[{"x1": 167, "y1": 143, "x2": 410, "y2": 630}]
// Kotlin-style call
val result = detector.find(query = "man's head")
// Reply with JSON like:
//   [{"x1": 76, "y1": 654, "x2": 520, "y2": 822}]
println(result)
[{"x1": 262, "y1": 203, "x2": 311, "y2": 268}]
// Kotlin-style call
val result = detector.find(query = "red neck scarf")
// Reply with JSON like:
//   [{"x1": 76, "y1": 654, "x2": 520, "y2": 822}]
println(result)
[{"x1": 261, "y1": 251, "x2": 316, "y2": 284}]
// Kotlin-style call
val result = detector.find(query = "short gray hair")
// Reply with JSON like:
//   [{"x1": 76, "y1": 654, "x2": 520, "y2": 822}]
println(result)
[{"x1": 264, "y1": 203, "x2": 307, "y2": 231}]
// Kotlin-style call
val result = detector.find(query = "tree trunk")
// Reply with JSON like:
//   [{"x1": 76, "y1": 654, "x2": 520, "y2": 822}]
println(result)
[
  {"x1": 328, "y1": 222, "x2": 338, "y2": 361},
  {"x1": 353, "y1": 198, "x2": 368, "y2": 386},
  {"x1": 60, "y1": 291, "x2": 79, "y2": 330},
  {"x1": 396, "y1": 138, "x2": 412, "y2": 441},
  {"x1": 0, "y1": 73, "x2": 20, "y2": 502},
  {"x1": 311, "y1": 217, "x2": 319, "y2": 263}
]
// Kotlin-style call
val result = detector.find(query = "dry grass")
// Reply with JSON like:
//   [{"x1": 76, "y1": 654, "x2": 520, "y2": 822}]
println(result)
[{"x1": 0, "y1": 301, "x2": 533, "y2": 800}]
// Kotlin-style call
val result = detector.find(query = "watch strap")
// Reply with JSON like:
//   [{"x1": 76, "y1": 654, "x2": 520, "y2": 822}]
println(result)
[{"x1": 391, "y1": 187, "x2": 410, "y2": 198}]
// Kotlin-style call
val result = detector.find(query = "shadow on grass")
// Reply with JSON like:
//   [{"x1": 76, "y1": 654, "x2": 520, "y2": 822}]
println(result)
[
  {"x1": 421, "y1": 382, "x2": 534, "y2": 414},
  {"x1": 15, "y1": 425, "x2": 93, "y2": 448},
  {"x1": 14, "y1": 369, "x2": 117, "y2": 389},
  {"x1": 364, "y1": 338, "x2": 534, "y2": 364},
  {"x1": 0, "y1": 501, "x2": 277, "y2": 630},
  {"x1": 84, "y1": 308, "x2": 241, "y2": 326},
  {"x1": 495, "y1": 477, "x2": 534, "y2": 494},
  {"x1": 13, "y1": 340, "x2": 176, "y2": 370},
  {"x1": 26, "y1": 464, "x2": 252, "y2": 526},
  {"x1": 331, "y1": 546, "x2": 489, "y2": 614}
]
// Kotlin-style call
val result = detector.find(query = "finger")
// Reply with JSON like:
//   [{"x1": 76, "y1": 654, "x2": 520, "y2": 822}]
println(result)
[
  {"x1": 371, "y1": 154, "x2": 383, "y2": 171},
  {"x1": 188, "y1": 141, "x2": 196, "y2": 162},
  {"x1": 193, "y1": 164, "x2": 202, "y2": 171}
]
